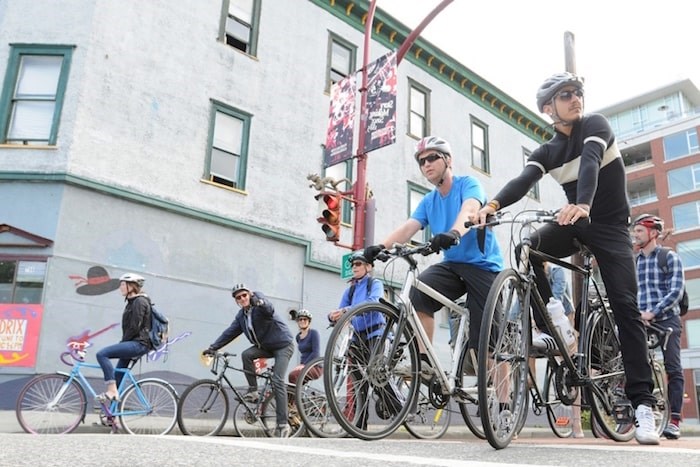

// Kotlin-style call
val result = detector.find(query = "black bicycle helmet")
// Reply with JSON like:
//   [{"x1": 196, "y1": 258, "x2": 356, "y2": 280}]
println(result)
[
  {"x1": 348, "y1": 250, "x2": 372, "y2": 266},
  {"x1": 231, "y1": 283, "x2": 250, "y2": 297},
  {"x1": 633, "y1": 214, "x2": 664, "y2": 231},
  {"x1": 119, "y1": 272, "x2": 145, "y2": 288},
  {"x1": 536, "y1": 72, "x2": 584, "y2": 112},
  {"x1": 413, "y1": 135, "x2": 452, "y2": 161}
]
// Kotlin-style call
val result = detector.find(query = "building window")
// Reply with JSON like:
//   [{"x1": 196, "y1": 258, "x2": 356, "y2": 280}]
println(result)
[
  {"x1": 663, "y1": 128, "x2": 699, "y2": 161},
  {"x1": 0, "y1": 44, "x2": 74, "y2": 145},
  {"x1": 324, "y1": 160, "x2": 353, "y2": 224},
  {"x1": 677, "y1": 239, "x2": 700, "y2": 268},
  {"x1": 326, "y1": 33, "x2": 356, "y2": 93},
  {"x1": 409, "y1": 182, "x2": 430, "y2": 244},
  {"x1": 219, "y1": 0, "x2": 261, "y2": 55},
  {"x1": 0, "y1": 259, "x2": 46, "y2": 304},
  {"x1": 688, "y1": 320, "x2": 700, "y2": 348},
  {"x1": 686, "y1": 277, "x2": 700, "y2": 312},
  {"x1": 470, "y1": 117, "x2": 489, "y2": 173},
  {"x1": 668, "y1": 164, "x2": 700, "y2": 196},
  {"x1": 524, "y1": 148, "x2": 539, "y2": 200},
  {"x1": 408, "y1": 79, "x2": 430, "y2": 139},
  {"x1": 205, "y1": 101, "x2": 251, "y2": 190},
  {"x1": 672, "y1": 201, "x2": 700, "y2": 232}
]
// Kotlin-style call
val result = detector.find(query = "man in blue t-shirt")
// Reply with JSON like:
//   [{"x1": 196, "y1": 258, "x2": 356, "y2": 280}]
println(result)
[{"x1": 364, "y1": 135, "x2": 504, "y2": 376}]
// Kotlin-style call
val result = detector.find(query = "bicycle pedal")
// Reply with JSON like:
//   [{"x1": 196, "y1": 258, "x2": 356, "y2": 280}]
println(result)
[{"x1": 612, "y1": 403, "x2": 634, "y2": 423}]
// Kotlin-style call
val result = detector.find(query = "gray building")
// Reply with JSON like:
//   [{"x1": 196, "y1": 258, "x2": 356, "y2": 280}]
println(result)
[{"x1": 0, "y1": 0, "x2": 564, "y2": 395}]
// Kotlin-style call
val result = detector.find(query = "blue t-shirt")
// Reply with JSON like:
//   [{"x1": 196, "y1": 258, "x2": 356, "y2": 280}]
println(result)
[{"x1": 412, "y1": 175, "x2": 503, "y2": 272}]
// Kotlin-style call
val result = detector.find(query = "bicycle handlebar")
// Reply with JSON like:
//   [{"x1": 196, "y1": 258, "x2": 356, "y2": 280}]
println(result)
[{"x1": 375, "y1": 242, "x2": 434, "y2": 263}]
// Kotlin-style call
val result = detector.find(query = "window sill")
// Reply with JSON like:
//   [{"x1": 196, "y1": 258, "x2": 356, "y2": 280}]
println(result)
[
  {"x1": 200, "y1": 178, "x2": 247, "y2": 195},
  {"x1": 0, "y1": 144, "x2": 57, "y2": 149}
]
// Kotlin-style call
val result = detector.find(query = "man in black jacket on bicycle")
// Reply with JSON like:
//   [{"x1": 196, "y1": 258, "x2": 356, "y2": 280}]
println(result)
[
  {"x1": 204, "y1": 283, "x2": 294, "y2": 438},
  {"x1": 477, "y1": 72, "x2": 660, "y2": 445}
]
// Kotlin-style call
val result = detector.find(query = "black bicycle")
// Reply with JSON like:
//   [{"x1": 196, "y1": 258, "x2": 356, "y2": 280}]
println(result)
[
  {"x1": 176, "y1": 351, "x2": 304, "y2": 437},
  {"x1": 475, "y1": 210, "x2": 668, "y2": 449}
]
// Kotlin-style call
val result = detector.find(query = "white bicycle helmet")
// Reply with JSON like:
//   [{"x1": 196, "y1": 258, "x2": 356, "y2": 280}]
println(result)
[
  {"x1": 231, "y1": 283, "x2": 250, "y2": 297},
  {"x1": 296, "y1": 309, "x2": 312, "y2": 321},
  {"x1": 536, "y1": 72, "x2": 584, "y2": 112},
  {"x1": 413, "y1": 136, "x2": 452, "y2": 161},
  {"x1": 119, "y1": 273, "x2": 145, "y2": 288}
]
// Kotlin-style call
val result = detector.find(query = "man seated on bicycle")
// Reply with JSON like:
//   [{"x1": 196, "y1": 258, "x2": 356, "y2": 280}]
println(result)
[
  {"x1": 364, "y1": 136, "x2": 504, "y2": 377},
  {"x1": 204, "y1": 283, "x2": 294, "y2": 438},
  {"x1": 477, "y1": 72, "x2": 660, "y2": 445}
]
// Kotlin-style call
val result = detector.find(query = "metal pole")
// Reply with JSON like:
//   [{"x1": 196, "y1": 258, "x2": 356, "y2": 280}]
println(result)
[
  {"x1": 352, "y1": 0, "x2": 454, "y2": 250},
  {"x1": 564, "y1": 31, "x2": 576, "y2": 74}
]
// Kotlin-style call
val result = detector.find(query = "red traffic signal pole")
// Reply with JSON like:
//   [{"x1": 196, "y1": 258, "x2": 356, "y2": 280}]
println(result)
[{"x1": 352, "y1": 0, "x2": 454, "y2": 251}]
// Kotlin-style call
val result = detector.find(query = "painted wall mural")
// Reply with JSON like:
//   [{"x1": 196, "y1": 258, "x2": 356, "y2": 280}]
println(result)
[{"x1": 0, "y1": 304, "x2": 43, "y2": 367}]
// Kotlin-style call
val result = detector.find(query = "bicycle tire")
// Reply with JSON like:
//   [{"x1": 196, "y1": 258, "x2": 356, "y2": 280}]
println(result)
[
  {"x1": 323, "y1": 301, "x2": 420, "y2": 440},
  {"x1": 403, "y1": 381, "x2": 451, "y2": 439},
  {"x1": 295, "y1": 357, "x2": 346, "y2": 438},
  {"x1": 543, "y1": 363, "x2": 574, "y2": 438},
  {"x1": 455, "y1": 342, "x2": 485, "y2": 439},
  {"x1": 285, "y1": 384, "x2": 306, "y2": 438},
  {"x1": 651, "y1": 359, "x2": 670, "y2": 436},
  {"x1": 16, "y1": 373, "x2": 86, "y2": 434},
  {"x1": 478, "y1": 269, "x2": 530, "y2": 449},
  {"x1": 233, "y1": 394, "x2": 274, "y2": 437},
  {"x1": 177, "y1": 379, "x2": 229, "y2": 436},
  {"x1": 119, "y1": 378, "x2": 178, "y2": 435},
  {"x1": 585, "y1": 309, "x2": 634, "y2": 442}
]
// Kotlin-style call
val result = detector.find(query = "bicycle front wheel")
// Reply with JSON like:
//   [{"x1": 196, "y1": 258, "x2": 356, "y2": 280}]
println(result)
[
  {"x1": 16, "y1": 374, "x2": 86, "y2": 434},
  {"x1": 478, "y1": 269, "x2": 530, "y2": 450},
  {"x1": 324, "y1": 301, "x2": 420, "y2": 440},
  {"x1": 177, "y1": 379, "x2": 229, "y2": 436},
  {"x1": 119, "y1": 378, "x2": 178, "y2": 435},
  {"x1": 296, "y1": 357, "x2": 346, "y2": 438}
]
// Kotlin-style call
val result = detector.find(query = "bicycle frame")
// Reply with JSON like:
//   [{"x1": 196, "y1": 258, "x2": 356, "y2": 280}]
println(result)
[{"x1": 382, "y1": 244, "x2": 470, "y2": 397}]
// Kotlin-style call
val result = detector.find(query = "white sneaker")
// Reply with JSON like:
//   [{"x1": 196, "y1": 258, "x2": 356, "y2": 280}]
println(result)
[
  {"x1": 393, "y1": 356, "x2": 413, "y2": 377},
  {"x1": 532, "y1": 330, "x2": 556, "y2": 350},
  {"x1": 634, "y1": 404, "x2": 660, "y2": 445}
]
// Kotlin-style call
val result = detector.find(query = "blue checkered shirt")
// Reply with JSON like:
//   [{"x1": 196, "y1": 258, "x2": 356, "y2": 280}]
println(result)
[{"x1": 636, "y1": 246, "x2": 685, "y2": 319}]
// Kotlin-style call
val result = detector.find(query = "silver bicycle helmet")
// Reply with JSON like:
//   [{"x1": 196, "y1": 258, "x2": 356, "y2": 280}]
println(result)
[
  {"x1": 296, "y1": 309, "x2": 312, "y2": 321},
  {"x1": 413, "y1": 136, "x2": 452, "y2": 161},
  {"x1": 119, "y1": 273, "x2": 145, "y2": 288},
  {"x1": 536, "y1": 72, "x2": 584, "y2": 112},
  {"x1": 231, "y1": 283, "x2": 250, "y2": 297}
]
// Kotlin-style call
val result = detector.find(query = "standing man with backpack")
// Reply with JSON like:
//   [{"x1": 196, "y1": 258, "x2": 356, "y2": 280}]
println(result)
[{"x1": 632, "y1": 214, "x2": 686, "y2": 439}]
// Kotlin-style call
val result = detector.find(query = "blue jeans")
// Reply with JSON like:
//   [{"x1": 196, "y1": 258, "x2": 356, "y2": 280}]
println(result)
[
  {"x1": 657, "y1": 315, "x2": 684, "y2": 421},
  {"x1": 242, "y1": 342, "x2": 295, "y2": 426},
  {"x1": 96, "y1": 340, "x2": 149, "y2": 388}
]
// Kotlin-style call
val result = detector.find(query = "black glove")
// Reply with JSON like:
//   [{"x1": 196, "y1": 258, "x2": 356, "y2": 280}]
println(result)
[
  {"x1": 251, "y1": 293, "x2": 264, "y2": 307},
  {"x1": 202, "y1": 348, "x2": 215, "y2": 356},
  {"x1": 363, "y1": 244, "x2": 385, "y2": 263},
  {"x1": 429, "y1": 230, "x2": 461, "y2": 252}
]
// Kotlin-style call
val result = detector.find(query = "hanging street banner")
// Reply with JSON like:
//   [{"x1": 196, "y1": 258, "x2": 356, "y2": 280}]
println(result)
[
  {"x1": 362, "y1": 51, "x2": 397, "y2": 154},
  {"x1": 324, "y1": 74, "x2": 357, "y2": 168}
]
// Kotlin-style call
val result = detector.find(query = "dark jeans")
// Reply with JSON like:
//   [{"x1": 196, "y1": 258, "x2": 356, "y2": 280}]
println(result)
[
  {"x1": 409, "y1": 262, "x2": 497, "y2": 353},
  {"x1": 96, "y1": 340, "x2": 149, "y2": 388},
  {"x1": 242, "y1": 342, "x2": 295, "y2": 426},
  {"x1": 656, "y1": 315, "x2": 684, "y2": 420},
  {"x1": 522, "y1": 221, "x2": 656, "y2": 408}
]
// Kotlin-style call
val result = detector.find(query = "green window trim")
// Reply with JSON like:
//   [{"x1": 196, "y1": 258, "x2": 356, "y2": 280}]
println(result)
[
  {"x1": 325, "y1": 32, "x2": 357, "y2": 93},
  {"x1": 205, "y1": 100, "x2": 252, "y2": 191},
  {"x1": 408, "y1": 180, "x2": 430, "y2": 244},
  {"x1": 407, "y1": 78, "x2": 430, "y2": 139},
  {"x1": 0, "y1": 44, "x2": 75, "y2": 146},
  {"x1": 470, "y1": 116, "x2": 490, "y2": 174},
  {"x1": 218, "y1": 0, "x2": 262, "y2": 56}
]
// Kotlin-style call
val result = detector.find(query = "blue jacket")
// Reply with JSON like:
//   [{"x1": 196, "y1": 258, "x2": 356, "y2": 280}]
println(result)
[
  {"x1": 336, "y1": 275, "x2": 385, "y2": 340},
  {"x1": 209, "y1": 291, "x2": 293, "y2": 351}
]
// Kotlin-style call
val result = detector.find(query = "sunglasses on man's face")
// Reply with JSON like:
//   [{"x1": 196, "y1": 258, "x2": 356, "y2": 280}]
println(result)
[
  {"x1": 351, "y1": 261, "x2": 366, "y2": 267},
  {"x1": 234, "y1": 293, "x2": 248, "y2": 300},
  {"x1": 555, "y1": 88, "x2": 584, "y2": 102},
  {"x1": 417, "y1": 153, "x2": 442, "y2": 167}
]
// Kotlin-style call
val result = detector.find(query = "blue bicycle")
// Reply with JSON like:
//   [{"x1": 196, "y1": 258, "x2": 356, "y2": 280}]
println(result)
[{"x1": 15, "y1": 345, "x2": 178, "y2": 435}]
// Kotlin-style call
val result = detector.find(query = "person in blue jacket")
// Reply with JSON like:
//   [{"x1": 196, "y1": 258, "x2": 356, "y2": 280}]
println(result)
[{"x1": 204, "y1": 283, "x2": 294, "y2": 438}]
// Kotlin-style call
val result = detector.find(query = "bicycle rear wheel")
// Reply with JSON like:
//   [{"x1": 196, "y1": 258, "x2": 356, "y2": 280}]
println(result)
[
  {"x1": 585, "y1": 309, "x2": 634, "y2": 442},
  {"x1": 286, "y1": 384, "x2": 305, "y2": 438},
  {"x1": 324, "y1": 301, "x2": 420, "y2": 440},
  {"x1": 177, "y1": 379, "x2": 229, "y2": 436},
  {"x1": 16, "y1": 374, "x2": 86, "y2": 434},
  {"x1": 233, "y1": 396, "x2": 273, "y2": 437},
  {"x1": 296, "y1": 357, "x2": 346, "y2": 438},
  {"x1": 478, "y1": 269, "x2": 530, "y2": 449},
  {"x1": 119, "y1": 378, "x2": 177, "y2": 435},
  {"x1": 456, "y1": 343, "x2": 485, "y2": 439},
  {"x1": 403, "y1": 381, "x2": 451, "y2": 439},
  {"x1": 651, "y1": 359, "x2": 670, "y2": 436}
]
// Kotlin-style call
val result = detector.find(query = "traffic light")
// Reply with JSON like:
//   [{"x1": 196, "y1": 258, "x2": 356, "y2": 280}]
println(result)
[{"x1": 316, "y1": 192, "x2": 342, "y2": 242}]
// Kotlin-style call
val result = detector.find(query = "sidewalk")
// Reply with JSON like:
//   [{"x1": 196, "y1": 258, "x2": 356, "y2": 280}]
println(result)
[{"x1": 3, "y1": 409, "x2": 698, "y2": 438}]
